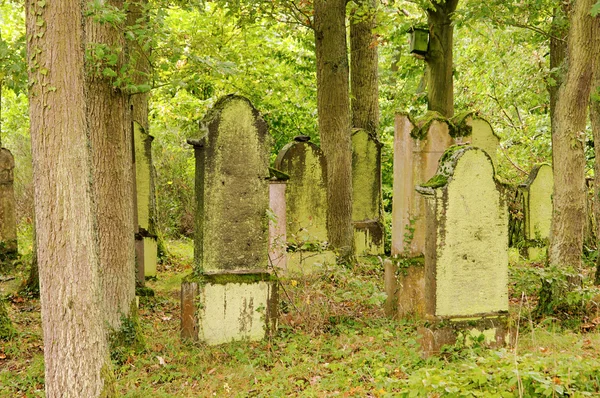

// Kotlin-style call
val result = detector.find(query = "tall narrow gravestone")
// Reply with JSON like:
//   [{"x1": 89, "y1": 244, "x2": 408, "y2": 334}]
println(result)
[
  {"x1": 386, "y1": 113, "x2": 454, "y2": 317},
  {"x1": 268, "y1": 170, "x2": 288, "y2": 270},
  {"x1": 274, "y1": 136, "x2": 335, "y2": 273},
  {"x1": 416, "y1": 146, "x2": 510, "y2": 356},
  {"x1": 352, "y1": 129, "x2": 384, "y2": 255},
  {"x1": 134, "y1": 122, "x2": 158, "y2": 278},
  {"x1": 181, "y1": 95, "x2": 277, "y2": 345},
  {"x1": 519, "y1": 164, "x2": 553, "y2": 260},
  {"x1": 0, "y1": 148, "x2": 17, "y2": 261}
]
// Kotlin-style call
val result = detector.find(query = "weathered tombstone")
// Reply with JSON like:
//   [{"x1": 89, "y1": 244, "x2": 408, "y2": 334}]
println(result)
[
  {"x1": 274, "y1": 136, "x2": 335, "y2": 273},
  {"x1": 0, "y1": 148, "x2": 17, "y2": 262},
  {"x1": 519, "y1": 164, "x2": 553, "y2": 260},
  {"x1": 181, "y1": 95, "x2": 277, "y2": 345},
  {"x1": 386, "y1": 112, "x2": 454, "y2": 317},
  {"x1": 452, "y1": 113, "x2": 500, "y2": 166},
  {"x1": 415, "y1": 146, "x2": 510, "y2": 356},
  {"x1": 352, "y1": 129, "x2": 384, "y2": 255},
  {"x1": 268, "y1": 169, "x2": 288, "y2": 270},
  {"x1": 133, "y1": 122, "x2": 158, "y2": 278}
]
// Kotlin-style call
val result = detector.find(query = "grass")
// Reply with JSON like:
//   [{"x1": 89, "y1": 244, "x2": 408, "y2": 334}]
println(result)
[{"x1": 1, "y1": 243, "x2": 600, "y2": 396}]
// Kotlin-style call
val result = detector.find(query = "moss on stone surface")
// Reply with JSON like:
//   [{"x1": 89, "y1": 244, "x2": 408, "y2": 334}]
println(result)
[
  {"x1": 410, "y1": 111, "x2": 456, "y2": 140},
  {"x1": 450, "y1": 111, "x2": 476, "y2": 137},
  {"x1": 420, "y1": 174, "x2": 449, "y2": 189},
  {"x1": 185, "y1": 271, "x2": 277, "y2": 285}
]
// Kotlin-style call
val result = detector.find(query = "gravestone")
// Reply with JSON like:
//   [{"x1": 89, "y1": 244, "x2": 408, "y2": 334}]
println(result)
[
  {"x1": 0, "y1": 148, "x2": 17, "y2": 262},
  {"x1": 416, "y1": 146, "x2": 510, "y2": 356},
  {"x1": 452, "y1": 113, "x2": 500, "y2": 166},
  {"x1": 352, "y1": 129, "x2": 384, "y2": 255},
  {"x1": 519, "y1": 164, "x2": 553, "y2": 260},
  {"x1": 181, "y1": 95, "x2": 277, "y2": 345},
  {"x1": 133, "y1": 122, "x2": 158, "y2": 278},
  {"x1": 274, "y1": 136, "x2": 335, "y2": 273},
  {"x1": 268, "y1": 170, "x2": 288, "y2": 270},
  {"x1": 386, "y1": 112, "x2": 454, "y2": 317}
]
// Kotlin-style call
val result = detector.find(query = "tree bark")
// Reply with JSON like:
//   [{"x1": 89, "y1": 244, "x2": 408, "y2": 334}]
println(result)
[
  {"x1": 314, "y1": 0, "x2": 354, "y2": 258},
  {"x1": 592, "y1": 70, "x2": 600, "y2": 285},
  {"x1": 350, "y1": 0, "x2": 379, "y2": 136},
  {"x1": 425, "y1": 0, "x2": 458, "y2": 118},
  {"x1": 548, "y1": 4, "x2": 568, "y2": 133},
  {"x1": 25, "y1": 0, "x2": 115, "y2": 394},
  {"x1": 548, "y1": 0, "x2": 600, "y2": 272},
  {"x1": 86, "y1": 0, "x2": 136, "y2": 330}
]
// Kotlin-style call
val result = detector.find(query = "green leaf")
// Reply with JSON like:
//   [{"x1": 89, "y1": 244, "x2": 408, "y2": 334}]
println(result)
[
  {"x1": 102, "y1": 68, "x2": 117, "y2": 78},
  {"x1": 592, "y1": 2, "x2": 600, "y2": 17}
]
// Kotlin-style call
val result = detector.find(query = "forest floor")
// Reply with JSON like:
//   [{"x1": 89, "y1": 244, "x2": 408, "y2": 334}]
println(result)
[{"x1": 2, "y1": 240, "x2": 600, "y2": 397}]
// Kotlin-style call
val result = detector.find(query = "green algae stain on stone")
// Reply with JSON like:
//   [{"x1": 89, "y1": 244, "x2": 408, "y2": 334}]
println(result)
[
  {"x1": 418, "y1": 147, "x2": 508, "y2": 318},
  {"x1": 351, "y1": 129, "x2": 385, "y2": 255},
  {"x1": 200, "y1": 95, "x2": 270, "y2": 272},
  {"x1": 274, "y1": 137, "x2": 328, "y2": 244}
]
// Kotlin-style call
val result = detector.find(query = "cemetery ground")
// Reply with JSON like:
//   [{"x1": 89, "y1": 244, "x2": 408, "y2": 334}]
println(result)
[{"x1": 2, "y1": 240, "x2": 600, "y2": 397}]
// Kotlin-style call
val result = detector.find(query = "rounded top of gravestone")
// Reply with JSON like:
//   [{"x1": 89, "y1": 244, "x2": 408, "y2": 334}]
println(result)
[
  {"x1": 416, "y1": 145, "x2": 494, "y2": 195},
  {"x1": 451, "y1": 111, "x2": 500, "y2": 141},
  {"x1": 0, "y1": 148, "x2": 15, "y2": 169},
  {"x1": 294, "y1": 135, "x2": 311, "y2": 142},
  {"x1": 519, "y1": 163, "x2": 552, "y2": 189}
]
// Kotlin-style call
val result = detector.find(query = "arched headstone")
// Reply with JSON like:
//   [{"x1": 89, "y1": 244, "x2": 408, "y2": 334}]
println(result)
[
  {"x1": 181, "y1": 95, "x2": 277, "y2": 345},
  {"x1": 416, "y1": 146, "x2": 510, "y2": 356},
  {"x1": 452, "y1": 113, "x2": 500, "y2": 166},
  {"x1": 274, "y1": 137, "x2": 335, "y2": 272}
]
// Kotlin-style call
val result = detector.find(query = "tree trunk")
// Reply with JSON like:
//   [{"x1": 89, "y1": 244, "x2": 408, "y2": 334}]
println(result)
[
  {"x1": 86, "y1": 0, "x2": 136, "y2": 330},
  {"x1": 592, "y1": 70, "x2": 600, "y2": 285},
  {"x1": 314, "y1": 0, "x2": 354, "y2": 258},
  {"x1": 548, "y1": 0, "x2": 600, "y2": 273},
  {"x1": 425, "y1": 0, "x2": 458, "y2": 118},
  {"x1": 26, "y1": 0, "x2": 115, "y2": 394},
  {"x1": 548, "y1": 4, "x2": 568, "y2": 134},
  {"x1": 20, "y1": 224, "x2": 39, "y2": 297},
  {"x1": 350, "y1": 0, "x2": 379, "y2": 136}
]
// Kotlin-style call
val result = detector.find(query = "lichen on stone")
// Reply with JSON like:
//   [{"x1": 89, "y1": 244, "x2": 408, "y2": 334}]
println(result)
[{"x1": 410, "y1": 111, "x2": 456, "y2": 140}]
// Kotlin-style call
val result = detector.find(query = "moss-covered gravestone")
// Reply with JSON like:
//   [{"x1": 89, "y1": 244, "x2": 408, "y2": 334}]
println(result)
[
  {"x1": 181, "y1": 95, "x2": 277, "y2": 345},
  {"x1": 415, "y1": 146, "x2": 510, "y2": 356},
  {"x1": 386, "y1": 112, "x2": 454, "y2": 318},
  {"x1": 352, "y1": 129, "x2": 384, "y2": 255},
  {"x1": 519, "y1": 164, "x2": 553, "y2": 260},
  {"x1": 452, "y1": 113, "x2": 500, "y2": 166},
  {"x1": 0, "y1": 148, "x2": 17, "y2": 262},
  {"x1": 274, "y1": 136, "x2": 335, "y2": 273},
  {"x1": 133, "y1": 122, "x2": 158, "y2": 278}
]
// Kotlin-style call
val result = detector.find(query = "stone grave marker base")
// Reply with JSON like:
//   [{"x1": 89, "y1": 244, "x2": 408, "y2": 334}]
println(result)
[
  {"x1": 181, "y1": 272, "x2": 278, "y2": 345},
  {"x1": 286, "y1": 251, "x2": 336, "y2": 275},
  {"x1": 418, "y1": 316, "x2": 512, "y2": 358}
]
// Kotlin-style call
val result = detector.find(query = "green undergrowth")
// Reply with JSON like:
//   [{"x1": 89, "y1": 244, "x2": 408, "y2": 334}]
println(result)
[{"x1": 2, "y1": 242, "x2": 600, "y2": 396}]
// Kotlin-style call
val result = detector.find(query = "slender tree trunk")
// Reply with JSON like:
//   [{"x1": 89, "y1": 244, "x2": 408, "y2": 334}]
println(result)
[
  {"x1": 314, "y1": 0, "x2": 354, "y2": 258},
  {"x1": 548, "y1": 0, "x2": 600, "y2": 273},
  {"x1": 425, "y1": 0, "x2": 458, "y2": 118},
  {"x1": 548, "y1": 4, "x2": 568, "y2": 134},
  {"x1": 86, "y1": 0, "x2": 136, "y2": 330},
  {"x1": 20, "y1": 223, "x2": 39, "y2": 297},
  {"x1": 350, "y1": 0, "x2": 379, "y2": 136},
  {"x1": 592, "y1": 71, "x2": 600, "y2": 285},
  {"x1": 26, "y1": 0, "x2": 115, "y2": 394}
]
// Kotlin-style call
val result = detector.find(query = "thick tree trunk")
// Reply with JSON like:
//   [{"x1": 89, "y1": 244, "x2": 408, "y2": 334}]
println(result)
[
  {"x1": 86, "y1": 0, "x2": 136, "y2": 330},
  {"x1": 425, "y1": 0, "x2": 458, "y2": 118},
  {"x1": 350, "y1": 0, "x2": 379, "y2": 136},
  {"x1": 548, "y1": 0, "x2": 600, "y2": 272},
  {"x1": 314, "y1": 0, "x2": 354, "y2": 258},
  {"x1": 26, "y1": 0, "x2": 115, "y2": 394},
  {"x1": 592, "y1": 71, "x2": 600, "y2": 285}
]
